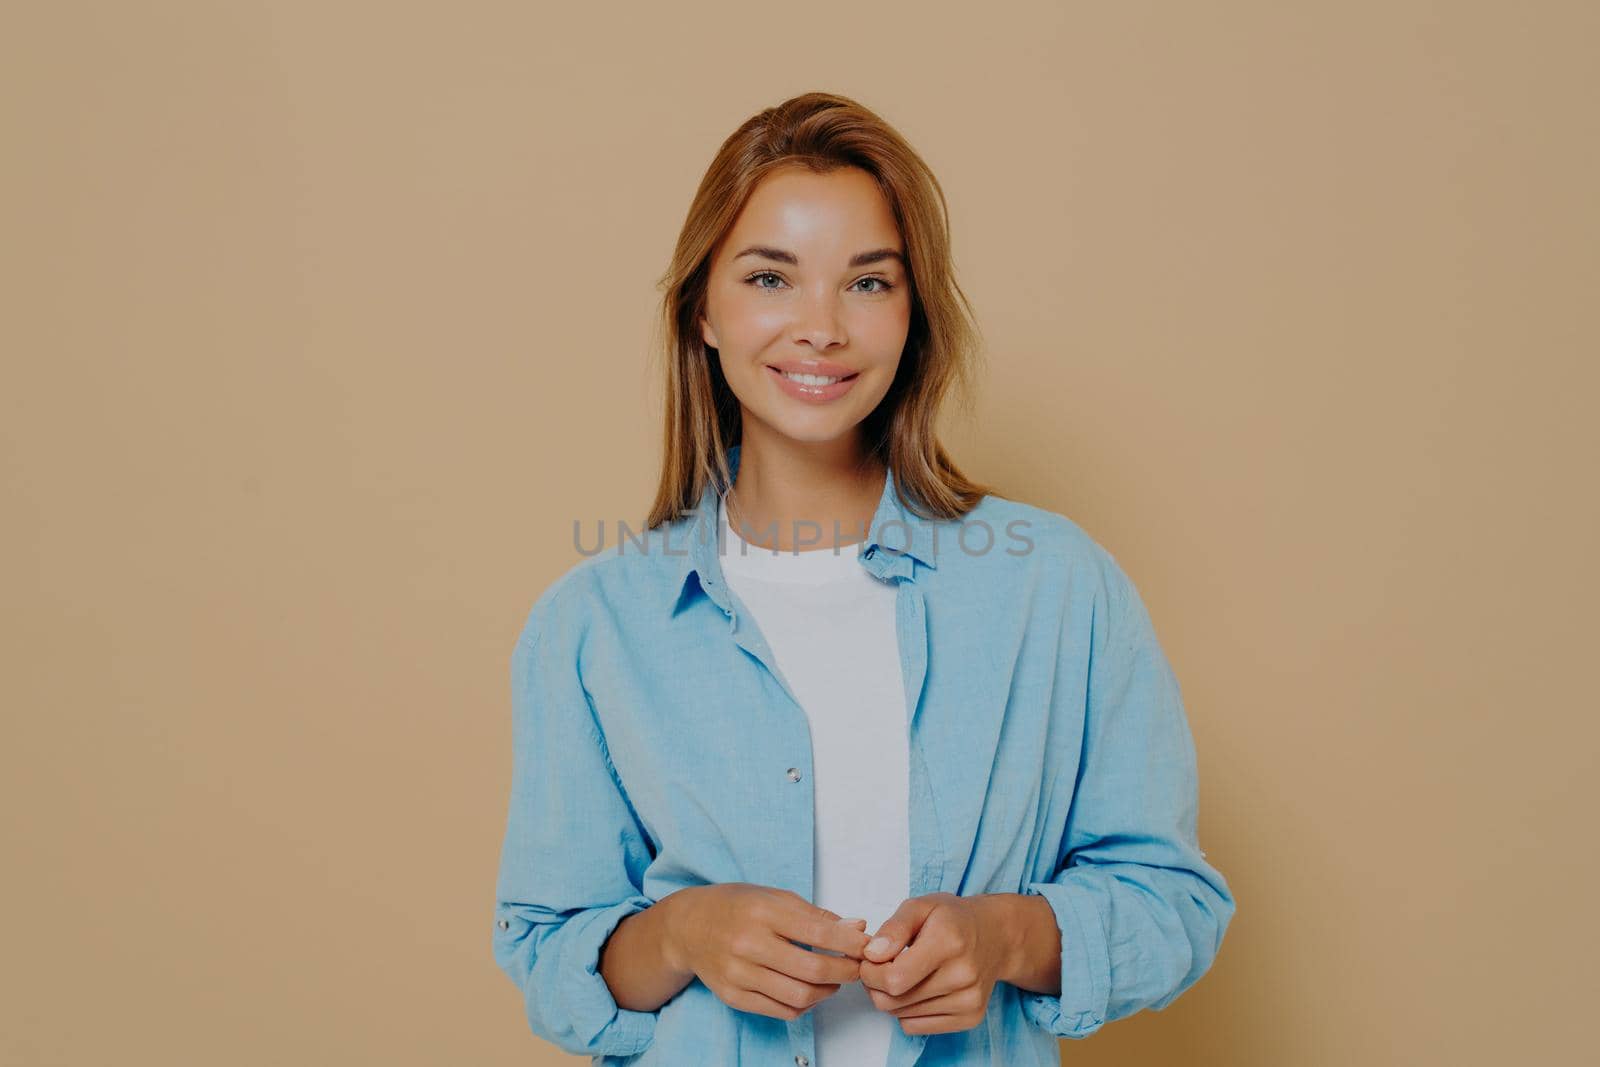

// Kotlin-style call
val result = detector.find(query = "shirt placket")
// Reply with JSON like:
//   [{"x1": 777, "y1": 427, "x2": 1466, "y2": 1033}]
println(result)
[
  {"x1": 690, "y1": 513, "x2": 939, "y2": 1067},
  {"x1": 689, "y1": 515, "x2": 824, "y2": 1066},
  {"x1": 864, "y1": 547, "x2": 938, "y2": 1067}
]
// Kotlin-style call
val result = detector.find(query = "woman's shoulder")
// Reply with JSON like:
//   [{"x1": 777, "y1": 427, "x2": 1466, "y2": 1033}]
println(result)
[
  {"x1": 512, "y1": 534, "x2": 690, "y2": 646},
  {"x1": 954, "y1": 490, "x2": 1130, "y2": 590}
]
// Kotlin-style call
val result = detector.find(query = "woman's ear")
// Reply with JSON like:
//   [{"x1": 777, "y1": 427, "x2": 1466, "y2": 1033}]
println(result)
[{"x1": 700, "y1": 315, "x2": 719, "y2": 350}]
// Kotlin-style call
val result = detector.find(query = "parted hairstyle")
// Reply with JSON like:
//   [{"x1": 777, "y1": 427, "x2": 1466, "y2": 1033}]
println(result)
[{"x1": 644, "y1": 90, "x2": 996, "y2": 530}]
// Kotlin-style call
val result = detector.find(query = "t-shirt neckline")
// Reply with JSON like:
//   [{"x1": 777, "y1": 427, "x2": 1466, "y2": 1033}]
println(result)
[{"x1": 716, "y1": 491, "x2": 869, "y2": 585}]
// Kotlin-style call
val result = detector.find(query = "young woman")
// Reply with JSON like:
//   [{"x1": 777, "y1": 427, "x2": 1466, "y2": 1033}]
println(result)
[{"x1": 492, "y1": 92, "x2": 1235, "y2": 1067}]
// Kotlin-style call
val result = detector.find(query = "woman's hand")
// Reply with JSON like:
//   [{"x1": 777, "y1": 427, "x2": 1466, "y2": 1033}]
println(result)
[
  {"x1": 857, "y1": 892, "x2": 1010, "y2": 1035},
  {"x1": 663, "y1": 883, "x2": 872, "y2": 1021}
]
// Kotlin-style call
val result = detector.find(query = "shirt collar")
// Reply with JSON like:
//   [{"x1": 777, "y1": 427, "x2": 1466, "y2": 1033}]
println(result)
[{"x1": 665, "y1": 443, "x2": 938, "y2": 617}]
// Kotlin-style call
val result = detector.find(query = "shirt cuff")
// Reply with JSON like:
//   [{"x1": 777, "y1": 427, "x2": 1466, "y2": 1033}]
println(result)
[
  {"x1": 498, "y1": 894, "x2": 659, "y2": 1057},
  {"x1": 1016, "y1": 879, "x2": 1111, "y2": 1038}
]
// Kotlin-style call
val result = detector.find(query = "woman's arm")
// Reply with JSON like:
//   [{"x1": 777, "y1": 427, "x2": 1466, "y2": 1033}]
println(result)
[
  {"x1": 491, "y1": 587, "x2": 669, "y2": 1059},
  {"x1": 978, "y1": 892, "x2": 1062, "y2": 997},
  {"x1": 1016, "y1": 553, "x2": 1237, "y2": 1038},
  {"x1": 598, "y1": 886, "x2": 698, "y2": 1012}
]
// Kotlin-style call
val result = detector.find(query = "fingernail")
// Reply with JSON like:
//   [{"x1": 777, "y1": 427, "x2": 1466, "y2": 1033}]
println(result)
[{"x1": 866, "y1": 936, "x2": 892, "y2": 956}]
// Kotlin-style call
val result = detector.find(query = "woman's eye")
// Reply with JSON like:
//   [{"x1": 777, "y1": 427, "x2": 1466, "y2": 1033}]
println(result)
[{"x1": 741, "y1": 272, "x2": 895, "y2": 294}]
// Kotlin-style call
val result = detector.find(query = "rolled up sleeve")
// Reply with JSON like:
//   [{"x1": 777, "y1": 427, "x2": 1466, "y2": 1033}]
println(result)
[
  {"x1": 491, "y1": 591, "x2": 660, "y2": 1058},
  {"x1": 1019, "y1": 556, "x2": 1236, "y2": 1038}
]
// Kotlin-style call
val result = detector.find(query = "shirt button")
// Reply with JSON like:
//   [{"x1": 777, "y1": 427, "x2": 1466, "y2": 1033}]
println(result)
[
  {"x1": 496, "y1": 918, "x2": 509, "y2": 930},
  {"x1": 795, "y1": 1056, "x2": 809, "y2": 1066},
  {"x1": 786, "y1": 767, "x2": 802, "y2": 782}
]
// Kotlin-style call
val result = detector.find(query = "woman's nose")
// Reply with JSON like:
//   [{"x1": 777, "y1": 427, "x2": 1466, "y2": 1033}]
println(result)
[{"x1": 792, "y1": 290, "x2": 845, "y2": 349}]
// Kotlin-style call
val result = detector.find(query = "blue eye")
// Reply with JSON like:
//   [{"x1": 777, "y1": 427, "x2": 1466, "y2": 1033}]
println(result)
[{"x1": 740, "y1": 272, "x2": 896, "y2": 294}]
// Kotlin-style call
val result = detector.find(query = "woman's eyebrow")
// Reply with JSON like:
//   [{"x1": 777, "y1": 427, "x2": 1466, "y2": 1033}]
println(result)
[{"x1": 732, "y1": 245, "x2": 905, "y2": 268}]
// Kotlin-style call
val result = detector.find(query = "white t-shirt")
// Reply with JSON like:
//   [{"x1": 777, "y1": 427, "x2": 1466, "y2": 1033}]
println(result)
[{"x1": 717, "y1": 491, "x2": 910, "y2": 1067}]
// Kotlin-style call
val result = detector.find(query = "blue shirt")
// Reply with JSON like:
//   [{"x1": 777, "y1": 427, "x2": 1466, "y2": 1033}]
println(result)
[{"x1": 491, "y1": 443, "x2": 1235, "y2": 1066}]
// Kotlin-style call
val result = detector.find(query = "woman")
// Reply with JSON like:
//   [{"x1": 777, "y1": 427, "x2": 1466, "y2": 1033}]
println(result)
[{"x1": 492, "y1": 91, "x2": 1234, "y2": 1067}]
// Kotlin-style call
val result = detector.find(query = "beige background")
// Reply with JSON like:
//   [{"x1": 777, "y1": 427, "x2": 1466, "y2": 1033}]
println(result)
[{"x1": 4, "y1": 2, "x2": 1595, "y2": 1064}]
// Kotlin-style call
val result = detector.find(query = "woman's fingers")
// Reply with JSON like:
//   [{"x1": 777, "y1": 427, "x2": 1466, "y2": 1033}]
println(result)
[
  {"x1": 772, "y1": 900, "x2": 874, "y2": 961},
  {"x1": 728, "y1": 955, "x2": 841, "y2": 1015},
  {"x1": 722, "y1": 977, "x2": 825, "y2": 1020},
  {"x1": 689, "y1": 886, "x2": 876, "y2": 1019},
  {"x1": 760, "y1": 929, "x2": 865, "y2": 987}
]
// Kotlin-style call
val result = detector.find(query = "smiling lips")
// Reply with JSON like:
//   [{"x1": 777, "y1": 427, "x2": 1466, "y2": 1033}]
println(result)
[{"x1": 765, "y1": 360, "x2": 861, "y2": 403}]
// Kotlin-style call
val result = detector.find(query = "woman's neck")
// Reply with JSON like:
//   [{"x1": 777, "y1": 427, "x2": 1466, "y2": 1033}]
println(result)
[{"x1": 726, "y1": 435, "x2": 883, "y2": 553}]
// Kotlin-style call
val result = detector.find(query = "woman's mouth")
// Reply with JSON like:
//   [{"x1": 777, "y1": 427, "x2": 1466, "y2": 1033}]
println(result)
[{"x1": 766, "y1": 364, "x2": 861, "y2": 403}]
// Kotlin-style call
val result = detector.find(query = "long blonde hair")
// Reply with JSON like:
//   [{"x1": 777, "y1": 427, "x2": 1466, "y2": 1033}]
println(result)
[{"x1": 645, "y1": 91, "x2": 994, "y2": 529}]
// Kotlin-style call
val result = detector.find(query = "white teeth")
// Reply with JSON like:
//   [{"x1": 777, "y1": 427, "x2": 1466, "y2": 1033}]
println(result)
[{"x1": 781, "y1": 371, "x2": 844, "y2": 386}]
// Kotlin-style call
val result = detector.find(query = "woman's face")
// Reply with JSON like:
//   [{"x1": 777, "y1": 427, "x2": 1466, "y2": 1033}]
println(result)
[{"x1": 700, "y1": 165, "x2": 912, "y2": 448}]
